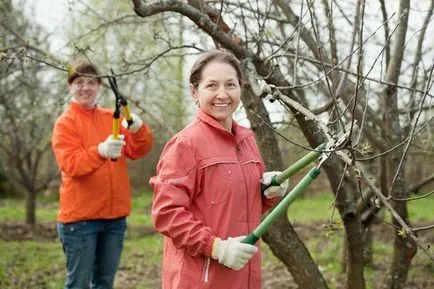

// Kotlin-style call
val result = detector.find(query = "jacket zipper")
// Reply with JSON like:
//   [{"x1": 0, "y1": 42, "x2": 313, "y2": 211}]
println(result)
[
  {"x1": 236, "y1": 143, "x2": 251, "y2": 288},
  {"x1": 93, "y1": 111, "x2": 114, "y2": 215},
  {"x1": 202, "y1": 257, "x2": 210, "y2": 283}
]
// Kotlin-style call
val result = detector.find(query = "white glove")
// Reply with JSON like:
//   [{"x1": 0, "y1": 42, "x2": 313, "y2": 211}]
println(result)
[
  {"x1": 97, "y1": 135, "x2": 126, "y2": 159},
  {"x1": 261, "y1": 171, "x2": 289, "y2": 199},
  {"x1": 121, "y1": 113, "x2": 143, "y2": 134},
  {"x1": 211, "y1": 236, "x2": 258, "y2": 270}
]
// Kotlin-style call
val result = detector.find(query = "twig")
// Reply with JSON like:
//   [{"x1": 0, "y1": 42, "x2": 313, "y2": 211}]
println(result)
[
  {"x1": 412, "y1": 224, "x2": 434, "y2": 233},
  {"x1": 388, "y1": 66, "x2": 433, "y2": 195},
  {"x1": 392, "y1": 190, "x2": 433, "y2": 202},
  {"x1": 278, "y1": 87, "x2": 434, "y2": 261}
]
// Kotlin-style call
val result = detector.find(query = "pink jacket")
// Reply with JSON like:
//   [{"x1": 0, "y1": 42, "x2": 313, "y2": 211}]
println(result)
[{"x1": 150, "y1": 109, "x2": 277, "y2": 289}]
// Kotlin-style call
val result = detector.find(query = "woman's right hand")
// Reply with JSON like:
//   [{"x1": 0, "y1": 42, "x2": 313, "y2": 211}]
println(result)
[
  {"x1": 211, "y1": 236, "x2": 258, "y2": 270},
  {"x1": 97, "y1": 135, "x2": 125, "y2": 159}
]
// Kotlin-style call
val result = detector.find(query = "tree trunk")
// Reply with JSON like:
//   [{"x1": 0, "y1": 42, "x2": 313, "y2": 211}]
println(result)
[
  {"x1": 363, "y1": 225, "x2": 374, "y2": 267},
  {"x1": 242, "y1": 88, "x2": 329, "y2": 288},
  {"x1": 25, "y1": 188, "x2": 36, "y2": 225},
  {"x1": 386, "y1": 154, "x2": 417, "y2": 289},
  {"x1": 382, "y1": 1, "x2": 417, "y2": 287},
  {"x1": 322, "y1": 158, "x2": 366, "y2": 289},
  {"x1": 263, "y1": 217, "x2": 329, "y2": 289},
  {"x1": 249, "y1": 56, "x2": 366, "y2": 288},
  {"x1": 388, "y1": 198, "x2": 417, "y2": 289}
]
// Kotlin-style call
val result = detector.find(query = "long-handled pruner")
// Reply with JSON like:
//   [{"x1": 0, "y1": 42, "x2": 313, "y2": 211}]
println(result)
[
  {"x1": 242, "y1": 124, "x2": 355, "y2": 245},
  {"x1": 108, "y1": 69, "x2": 133, "y2": 140}
]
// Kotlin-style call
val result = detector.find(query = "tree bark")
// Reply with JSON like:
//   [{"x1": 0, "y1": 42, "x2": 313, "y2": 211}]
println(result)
[
  {"x1": 25, "y1": 188, "x2": 36, "y2": 225},
  {"x1": 382, "y1": 1, "x2": 417, "y2": 288},
  {"x1": 242, "y1": 87, "x2": 329, "y2": 289},
  {"x1": 322, "y1": 157, "x2": 366, "y2": 289}
]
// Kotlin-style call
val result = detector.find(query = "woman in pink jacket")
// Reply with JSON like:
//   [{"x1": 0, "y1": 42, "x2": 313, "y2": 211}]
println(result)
[{"x1": 150, "y1": 50, "x2": 288, "y2": 289}]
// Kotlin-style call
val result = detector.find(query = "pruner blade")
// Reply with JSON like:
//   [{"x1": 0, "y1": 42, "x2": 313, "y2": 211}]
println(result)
[
  {"x1": 108, "y1": 69, "x2": 121, "y2": 99},
  {"x1": 317, "y1": 121, "x2": 357, "y2": 168}
]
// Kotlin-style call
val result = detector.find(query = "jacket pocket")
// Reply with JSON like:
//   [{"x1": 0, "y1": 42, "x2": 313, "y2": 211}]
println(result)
[
  {"x1": 220, "y1": 162, "x2": 245, "y2": 182},
  {"x1": 241, "y1": 158, "x2": 262, "y2": 181},
  {"x1": 198, "y1": 158, "x2": 243, "y2": 205},
  {"x1": 199, "y1": 159, "x2": 244, "y2": 182}
]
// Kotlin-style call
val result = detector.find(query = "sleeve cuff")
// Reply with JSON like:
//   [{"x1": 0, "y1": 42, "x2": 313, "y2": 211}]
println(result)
[
  {"x1": 203, "y1": 235, "x2": 216, "y2": 257},
  {"x1": 89, "y1": 146, "x2": 106, "y2": 163}
]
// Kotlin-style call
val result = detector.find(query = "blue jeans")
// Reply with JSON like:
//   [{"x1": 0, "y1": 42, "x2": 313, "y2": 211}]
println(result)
[{"x1": 57, "y1": 218, "x2": 127, "y2": 289}]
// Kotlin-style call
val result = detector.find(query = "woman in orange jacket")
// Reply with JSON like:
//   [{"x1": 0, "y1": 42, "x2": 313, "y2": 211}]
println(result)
[
  {"x1": 150, "y1": 50, "x2": 288, "y2": 289},
  {"x1": 52, "y1": 59, "x2": 153, "y2": 289}
]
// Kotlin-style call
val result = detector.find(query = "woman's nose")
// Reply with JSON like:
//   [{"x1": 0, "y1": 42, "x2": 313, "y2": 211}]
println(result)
[{"x1": 216, "y1": 86, "x2": 229, "y2": 97}]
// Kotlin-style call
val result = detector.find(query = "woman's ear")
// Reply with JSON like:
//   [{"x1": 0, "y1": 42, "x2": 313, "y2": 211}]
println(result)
[{"x1": 190, "y1": 83, "x2": 198, "y2": 104}]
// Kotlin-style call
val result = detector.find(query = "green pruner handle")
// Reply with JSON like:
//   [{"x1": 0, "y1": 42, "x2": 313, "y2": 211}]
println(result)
[
  {"x1": 247, "y1": 166, "x2": 322, "y2": 245},
  {"x1": 242, "y1": 232, "x2": 260, "y2": 245},
  {"x1": 261, "y1": 143, "x2": 326, "y2": 194}
]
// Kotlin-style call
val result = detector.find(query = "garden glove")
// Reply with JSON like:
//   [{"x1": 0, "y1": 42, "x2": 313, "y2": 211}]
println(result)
[
  {"x1": 97, "y1": 134, "x2": 125, "y2": 159},
  {"x1": 121, "y1": 113, "x2": 143, "y2": 134},
  {"x1": 211, "y1": 236, "x2": 258, "y2": 270},
  {"x1": 261, "y1": 171, "x2": 289, "y2": 199}
]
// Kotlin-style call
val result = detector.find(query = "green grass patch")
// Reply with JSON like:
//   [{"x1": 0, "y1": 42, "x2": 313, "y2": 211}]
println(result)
[
  {"x1": 2, "y1": 191, "x2": 431, "y2": 225},
  {"x1": 287, "y1": 192, "x2": 338, "y2": 223},
  {"x1": 0, "y1": 191, "x2": 432, "y2": 288},
  {"x1": 0, "y1": 234, "x2": 164, "y2": 289},
  {"x1": 128, "y1": 191, "x2": 153, "y2": 227},
  {"x1": 287, "y1": 191, "x2": 434, "y2": 224},
  {"x1": 0, "y1": 191, "x2": 154, "y2": 226},
  {"x1": 382, "y1": 193, "x2": 434, "y2": 224},
  {"x1": 0, "y1": 240, "x2": 65, "y2": 289},
  {"x1": 407, "y1": 193, "x2": 434, "y2": 222},
  {"x1": 0, "y1": 199, "x2": 57, "y2": 223}
]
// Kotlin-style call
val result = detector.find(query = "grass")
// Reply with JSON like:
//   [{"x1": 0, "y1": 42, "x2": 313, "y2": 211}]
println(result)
[
  {"x1": 288, "y1": 191, "x2": 434, "y2": 223},
  {"x1": 0, "y1": 234, "x2": 163, "y2": 289},
  {"x1": 0, "y1": 192, "x2": 154, "y2": 226},
  {"x1": 0, "y1": 191, "x2": 433, "y2": 289},
  {"x1": 287, "y1": 192, "x2": 338, "y2": 223},
  {"x1": 0, "y1": 240, "x2": 65, "y2": 289},
  {"x1": 0, "y1": 199, "x2": 57, "y2": 223},
  {"x1": 0, "y1": 191, "x2": 159, "y2": 289}
]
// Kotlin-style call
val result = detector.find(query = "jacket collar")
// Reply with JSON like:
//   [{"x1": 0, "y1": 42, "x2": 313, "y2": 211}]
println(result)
[
  {"x1": 196, "y1": 108, "x2": 253, "y2": 143},
  {"x1": 69, "y1": 101, "x2": 98, "y2": 114}
]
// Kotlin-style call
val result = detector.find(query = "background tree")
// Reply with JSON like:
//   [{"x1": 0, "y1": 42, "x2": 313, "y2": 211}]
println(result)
[
  {"x1": 0, "y1": 0, "x2": 61, "y2": 224},
  {"x1": 63, "y1": 0, "x2": 192, "y2": 186}
]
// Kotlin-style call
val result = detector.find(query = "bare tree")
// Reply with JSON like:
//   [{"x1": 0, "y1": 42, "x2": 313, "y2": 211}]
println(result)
[
  {"x1": 0, "y1": 0, "x2": 61, "y2": 224},
  {"x1": 129, "y1": 0, "x2": 433, "y2": 288}
]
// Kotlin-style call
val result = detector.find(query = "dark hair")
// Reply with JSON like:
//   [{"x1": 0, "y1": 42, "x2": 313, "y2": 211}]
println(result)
[
  {"x1": 67, "y1": 58, "x2": 101, "y2": 84},
  {"x1": 189, "y1": 50, "x2": 244, "y2": 88}
]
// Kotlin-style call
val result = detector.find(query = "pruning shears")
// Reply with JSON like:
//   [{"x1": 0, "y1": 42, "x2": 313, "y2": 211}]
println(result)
[
  {"x1": 242, "y1": 124, "x2": 356, "y2": 245},
  {"x1": 108, "y1": 69, "x2": 133, "y2": 141}
]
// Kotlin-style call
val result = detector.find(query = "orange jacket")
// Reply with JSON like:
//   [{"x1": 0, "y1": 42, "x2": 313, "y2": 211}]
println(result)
[
  {"x1": 150, "y1": 109, "x2": 277, "y2": 289},
  {"x1": 52, "y1": 102, "x2": 153, "y2": 223}
]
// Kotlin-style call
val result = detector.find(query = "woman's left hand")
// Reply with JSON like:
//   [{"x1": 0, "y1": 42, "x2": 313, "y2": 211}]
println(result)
[
  {"x1": 261, "y1": 171, "x2": 289, "y2": 199},
  {"x1": 122, "y1": 113, "x2": 143, "y2": 133}
]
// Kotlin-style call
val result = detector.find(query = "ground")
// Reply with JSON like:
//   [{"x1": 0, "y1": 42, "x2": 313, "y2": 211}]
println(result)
[{"x1": 0, "y1": 221, "x2": 432, "y2": 289}]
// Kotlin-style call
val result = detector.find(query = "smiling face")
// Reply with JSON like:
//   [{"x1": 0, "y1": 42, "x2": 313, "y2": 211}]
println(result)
[
  {"x1": 190, "y1": 61, "x2": 241, "y2": 132},
  {"x1": 68, "y1": 76, "x2": 100, "y2": 108}
]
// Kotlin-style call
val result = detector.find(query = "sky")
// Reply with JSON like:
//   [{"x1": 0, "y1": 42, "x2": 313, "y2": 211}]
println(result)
[{"x1": 21, "y1": 0, "x2": 69, "y2": 53}]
